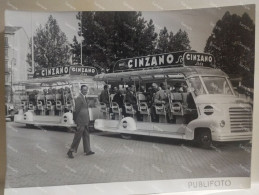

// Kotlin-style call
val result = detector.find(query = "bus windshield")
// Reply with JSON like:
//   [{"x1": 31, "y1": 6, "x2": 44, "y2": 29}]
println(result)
[
  {"x1": 188, "y1": 77, "x2": 206, "y2": 96},
  {"x1": 201, "y1": 76, "x2": 233, "y2": 95}
]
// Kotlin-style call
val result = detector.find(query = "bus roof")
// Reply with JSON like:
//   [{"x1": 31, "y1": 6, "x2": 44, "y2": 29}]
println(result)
[
  {"x1": 14, "y1": 75, "x2": 95, "y2": 86},
  {"x1": 113, "y1": 51, "x2": 215, "y2": 72},
  {"x1": 94, "y1": 66, "x2": 228, "y2": 82}
]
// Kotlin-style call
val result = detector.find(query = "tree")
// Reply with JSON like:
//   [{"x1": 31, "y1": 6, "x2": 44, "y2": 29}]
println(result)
[
  {"x1": 27, "y1": 15, "x2": 70, "y2": 70},
  {"x1": 204, "y1": 12, "x2": 255, "y2": 88},
  {"x1": 156, "y1": 27, "x2": 169, "y2": 53},
  {"x1": 142, "y1": 19, "x2": 158, "y2": 55},
  {"x1": 156, "y1": 28, "x2": 191, "y2": 53},
  {"x1": 70, "y1": 11, "x2": 157, "y2": 72},
  {"x1": 168, "y1": 29, "x2": 191, "y2": 52}
]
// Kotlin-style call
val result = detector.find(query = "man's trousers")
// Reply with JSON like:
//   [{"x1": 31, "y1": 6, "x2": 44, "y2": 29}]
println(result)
[{"x1": 69, "y1": 125, "x2": 91, "y2": 153}]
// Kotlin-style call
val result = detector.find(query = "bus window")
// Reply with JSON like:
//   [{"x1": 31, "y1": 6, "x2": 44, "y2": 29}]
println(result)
[
  {"x1": 188, "y1": 77, "x2": 206, "y2": 96},
  {"x1": 202, "y1": 76, "x2": 233, "y2": 95}
]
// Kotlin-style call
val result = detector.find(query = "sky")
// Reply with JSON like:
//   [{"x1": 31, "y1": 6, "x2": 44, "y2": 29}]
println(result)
[
  {"x1": 142, "y1": 4, "x2": 255, "y2": 52},
  {"x1": 5, "y1": 4, "x2": 255, "y2": 53},
  {"x1": 5, "y1": 11, "x2": 79, "y2": 43}
]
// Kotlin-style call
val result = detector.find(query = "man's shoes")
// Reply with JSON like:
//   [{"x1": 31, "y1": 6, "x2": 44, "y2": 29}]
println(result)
[
  {"x1": 85, "y1": 151, "x2": 95, "y2": 156},
  {"x1": 67, "y1": 151, "x2": 74, "y2": 158}
]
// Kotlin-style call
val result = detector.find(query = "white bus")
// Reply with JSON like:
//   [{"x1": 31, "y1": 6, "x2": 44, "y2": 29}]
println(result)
[
  {"x1": 93, "y1": 51, "x2": 253, "y2": 148},
  {"x1": 14, "y1": 65, "x2": 102, "y2": 131}
]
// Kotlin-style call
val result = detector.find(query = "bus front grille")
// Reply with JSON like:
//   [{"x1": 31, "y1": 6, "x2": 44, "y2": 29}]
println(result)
[{"x1": 229, "y1": 107, "x2": 252, "y2": 133}]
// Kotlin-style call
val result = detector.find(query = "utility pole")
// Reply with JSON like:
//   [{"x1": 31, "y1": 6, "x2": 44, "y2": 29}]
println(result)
[
  {"x1": 31, "y1": 12, "x2": 35, "y2": 75},
  {"x1": 80, "y1": 11, "x2": 83, "y2": 65}
]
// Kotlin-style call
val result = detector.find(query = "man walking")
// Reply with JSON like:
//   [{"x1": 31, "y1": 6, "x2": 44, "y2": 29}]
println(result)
[{"x1": 67, "y1": 85, "x2": 94, "y2": 158}]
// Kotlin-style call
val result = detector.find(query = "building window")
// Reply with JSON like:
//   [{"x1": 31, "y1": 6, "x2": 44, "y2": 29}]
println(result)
[
  {"x1": 12, "y1": 59, "x2": 16, "y2": 66},
  {"x1": 5, "y1": 74, "x2": 10, "y2": 84},
  {"x1": 5, "y1": 60, "x2": 8, "y2": 71},
  {"x1": 5, "y1": 48, "x2": 8, "y2": 59},
  {"x1": 5, "y1": 37, "x2": 8, "y2": 47}
]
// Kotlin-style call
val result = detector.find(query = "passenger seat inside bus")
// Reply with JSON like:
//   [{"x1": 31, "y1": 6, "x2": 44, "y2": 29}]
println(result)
[
  {"x1": 37, "y1": 94, "x2": 46, "y2": 115},
  {"x1": 20, "y1": 95, "x2": 28, "y2": 111},
  {"x1": 64, "y1": 94, "x2": 73, "y2": 112},
  {"x1": 111, "y1": 102, "x2": 122, "y2": 120},
  {"x1": 99, "y1": 102, "x2": 110, "y2": 119},
  {"x1": 46, "y1": 94, "x2": 55, "y2": 115},
  {"x1": 137, "y1": 93, "x2": 151, "y2": 122},
  {"x1": 170, "y1": 92, "x2": 185, "y2": 124},
  {"x1": 55, "y1": 94, "x2": 64, "y2": 116}
]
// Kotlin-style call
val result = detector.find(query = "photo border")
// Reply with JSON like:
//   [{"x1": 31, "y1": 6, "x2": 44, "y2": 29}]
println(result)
[{"x1": 0, "y1": 0, "x2": 258, "y2": 194}]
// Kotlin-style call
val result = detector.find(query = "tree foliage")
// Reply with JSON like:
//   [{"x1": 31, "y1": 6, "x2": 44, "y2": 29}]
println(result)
[
  {"x1": 156, "y1": 27, "x2": 169, "y2": 53},
  {"x1": 204, "y1": 11, "x2": 255, "y2": 88},
  {"x1": 27, "y1": 15, "x2": 70, "y2": 70},
  {"x1": 168, "y1": 29, "x2": 191, "y2": 52},
  {"x1": 156, "y1": 28, "x2": 191, "y2": 53},
  {"x1": 71, "y1": 12, "x2": 191, "y2": 72},
  {"x1": 71, "y1": 12, "x2": 158, "y2": 72}
]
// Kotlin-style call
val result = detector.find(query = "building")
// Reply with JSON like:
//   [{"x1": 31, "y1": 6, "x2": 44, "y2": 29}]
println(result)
[{"x1": 5, "y1": 26, "x2": 29, "y2": 103}]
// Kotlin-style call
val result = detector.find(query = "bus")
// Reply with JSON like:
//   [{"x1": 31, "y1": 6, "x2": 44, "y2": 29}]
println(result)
[
  {"x1": 93, "y1": 51, "x2": 253, "y2": 148},
  {"x1": 14, "y1": 65, "x2": 102, "y2": 131}
]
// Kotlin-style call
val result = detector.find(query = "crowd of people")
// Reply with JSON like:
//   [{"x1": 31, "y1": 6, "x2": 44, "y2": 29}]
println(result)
[{"x1": 98, "y1": 82, "x2": 196, "y2": 123}]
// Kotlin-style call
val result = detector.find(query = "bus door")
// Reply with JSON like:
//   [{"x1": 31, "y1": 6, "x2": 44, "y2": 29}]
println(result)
[{"x1": 185, "y1": 76, "x2": 203, "y2": 123}]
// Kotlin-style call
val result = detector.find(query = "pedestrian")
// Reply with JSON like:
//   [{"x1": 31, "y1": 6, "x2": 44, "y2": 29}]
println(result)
[{"x1": 67, "y1": 85, "x2": 94, "y2": 158}]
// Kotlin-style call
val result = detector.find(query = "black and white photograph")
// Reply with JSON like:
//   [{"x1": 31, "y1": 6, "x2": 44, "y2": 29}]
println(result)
[{"x1": 4, "y1": 3, "x2": 255, "y2": 193}]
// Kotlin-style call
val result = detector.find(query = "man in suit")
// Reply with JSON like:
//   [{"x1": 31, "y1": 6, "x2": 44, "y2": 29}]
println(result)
[
  {"x1": 125, "y1": 85, "x2": 137, "y2": 109},
  {"x1": 67, "y1": 85, "x2": 94, "y2": 158},
  {"x1": 125, "y1": 85, "x2": 142, "y2": 120},
  {"x1": 112, "y1": 87, "x2": 124, "y2": 108}
]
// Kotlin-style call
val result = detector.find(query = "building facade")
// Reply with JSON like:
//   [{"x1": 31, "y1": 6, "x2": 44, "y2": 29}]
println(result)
[{"x1": 5, "y1": 26, "x2": 29, "y2": 103}]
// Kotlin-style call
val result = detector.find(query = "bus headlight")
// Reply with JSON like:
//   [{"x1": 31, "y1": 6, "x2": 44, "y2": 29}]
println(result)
[{"x1": 220, "y1": 120, "x2": 225, "y2": 127}]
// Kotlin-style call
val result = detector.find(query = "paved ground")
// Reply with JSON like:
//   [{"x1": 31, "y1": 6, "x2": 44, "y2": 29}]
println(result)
[{"x1": 5, "y1": 122, "x2": 251, "y2": 188}]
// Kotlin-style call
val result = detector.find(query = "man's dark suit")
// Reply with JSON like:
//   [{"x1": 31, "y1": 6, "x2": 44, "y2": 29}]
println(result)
[
  {"x1": 69, "y1": 93, "x2": 91, "y2": 153},
  {"x1": 125, "y1": 91, "x2": 137, "y2": 105}
]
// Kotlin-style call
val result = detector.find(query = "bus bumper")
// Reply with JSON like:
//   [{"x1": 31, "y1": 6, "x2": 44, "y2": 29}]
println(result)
[
  {"x1": 14, "y1": 113, "x2": 76, "y2": 128},
  {"x1": 212, "y1": 132, "x2": 252, "y2": 142}
]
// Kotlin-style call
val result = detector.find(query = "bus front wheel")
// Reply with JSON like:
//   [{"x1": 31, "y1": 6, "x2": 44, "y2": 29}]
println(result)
[
  {"x1": 121, "y1": 133, "x2": 132, "y2": 140},
  {"x1": 195, "y1": 129, "x2": 212, "y2": 149},
  {"x1": 26, "y1": 124, "x2": 34, "y2": 128}
]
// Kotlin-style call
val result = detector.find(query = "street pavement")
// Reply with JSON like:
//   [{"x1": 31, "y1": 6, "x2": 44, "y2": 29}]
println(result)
[{"x1": 5, "y1": 122, "x2": 251, "y2": 188}]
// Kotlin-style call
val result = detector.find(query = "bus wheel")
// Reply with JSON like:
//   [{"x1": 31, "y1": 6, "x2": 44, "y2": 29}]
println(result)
[
  {"x1": 239, "y1": 140, "x2": 251, "y2": 146},
  {"x1": 198, "y1": 130, "x2": 212, "y2": 149},
  {"x1": 26, "y1": 124, "x2": 34, "y2": 128},
  {"x1": 121, "y1": 133, "x2": 132, "y2": 140}
]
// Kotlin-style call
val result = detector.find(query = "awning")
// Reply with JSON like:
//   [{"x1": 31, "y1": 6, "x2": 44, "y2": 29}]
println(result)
[
  {"x1": 94, "y1": 66, "x2": 227, "y2": 82},
  {"x1": 13, "y1": 75, "x2": 95, "y2": 86}
]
